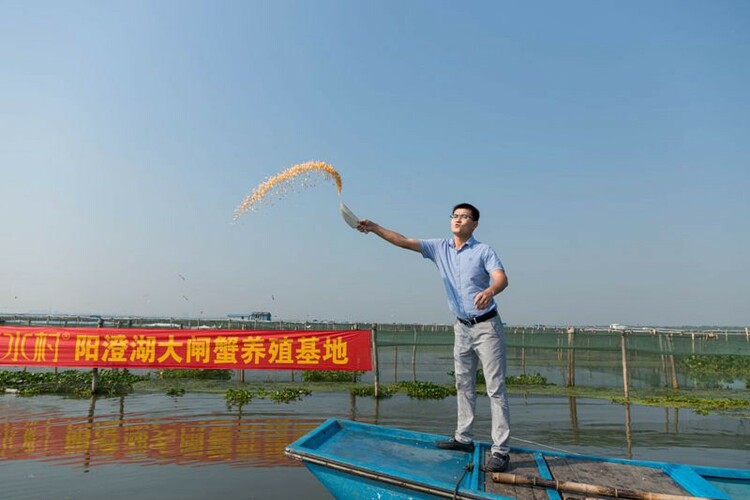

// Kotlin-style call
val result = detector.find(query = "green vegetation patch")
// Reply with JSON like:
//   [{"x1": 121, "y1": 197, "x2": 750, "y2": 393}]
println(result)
[
  {"x1": 350, "y1": 384, "x2": 397, "y2": 399},
  {"x1": 261, "y1": 387, "x2": 312, "y2": 404},
  {"x1": 683, "y1": 355, "x2": 750, "y2": 385},
  {"x1": 0, "y1": 369, "x2": 149, "y2": 397},
  {"x1": 156, "y1": 369, "x2": 232, "y2": 380},
  {"x1": 302, "y1": 370, "x2": 363, "y2": 383},
  {"x1": 448, "y1": 370, "x2": 551, "y2": 387},
  {"x1": 611, "y1": 392, "x2": 750, "y2": 416},
  {"x1": 350, "y1": 380, "x2": 455, "y2": 400},
  {"x1": 224, "y1": 386, "x2": 312, "y2": 407},
  {"x1": 225, "y1": 388, "x2": 253, "y2": 406},
  {"x1": 397, "y1": 381, "x2": 456, "y2": 400},
  {"x1": 350, "y1": 374, "x2": 551, "y2": 401},
  {"x1": 507, "y1": 373, "x2": 551, "y2": 386}
]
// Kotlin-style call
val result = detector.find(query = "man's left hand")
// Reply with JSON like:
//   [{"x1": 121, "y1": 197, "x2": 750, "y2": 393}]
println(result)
[{"x1": 473, "y1": 289, "x2": 494, "y2": 310}]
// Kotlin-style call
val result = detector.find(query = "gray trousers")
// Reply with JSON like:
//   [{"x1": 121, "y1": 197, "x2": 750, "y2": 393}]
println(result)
[{"x1": 453, "y1": 315, "x2": 510, "y2": 455}]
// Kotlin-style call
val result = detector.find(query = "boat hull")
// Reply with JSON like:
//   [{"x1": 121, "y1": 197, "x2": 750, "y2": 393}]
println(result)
[
  {"x1": 285, "y1": 419, "x2": 750, "y2": 500},
  {"x1": 306, "y1": 462, "x2": 459, "y2": 500}
]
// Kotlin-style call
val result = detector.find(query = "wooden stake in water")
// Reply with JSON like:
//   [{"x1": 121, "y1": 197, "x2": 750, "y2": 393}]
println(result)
[
  {"x1": 92, "y1": 317, "x2": 104, "y2": 394},
  {"x1": 371, "y1": 326, "x2": 380, "y2": 398},
  {"x1": 566, "y1": 327, "x2": 576, "y2": 387},
  {"x1": 621, "y1": 332, "x2": 629, "y2": 401}
]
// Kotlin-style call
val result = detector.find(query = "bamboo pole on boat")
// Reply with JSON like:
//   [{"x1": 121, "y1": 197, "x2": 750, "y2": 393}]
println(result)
[
  {"x1": 371, "y1": 326, "x2": 379, "y2": 398},
  {"x1": 490, "y1": 472, "x2": 711, "y2": 500}
]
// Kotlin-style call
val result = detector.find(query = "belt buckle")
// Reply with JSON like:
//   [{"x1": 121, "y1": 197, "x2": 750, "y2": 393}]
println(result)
[{"x1": 459, "y1": 316, "x2": 477, "y2": 326}]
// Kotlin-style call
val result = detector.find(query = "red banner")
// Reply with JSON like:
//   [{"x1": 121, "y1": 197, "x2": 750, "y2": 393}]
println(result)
[{"x1": 0, "y1": 326, "x2": 372, "y2": 371}]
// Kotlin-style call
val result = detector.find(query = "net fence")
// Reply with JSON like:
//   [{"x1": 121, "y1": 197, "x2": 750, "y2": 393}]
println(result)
[{"x1": 1, "y1": 316, "x2": 747, "y2": 389}]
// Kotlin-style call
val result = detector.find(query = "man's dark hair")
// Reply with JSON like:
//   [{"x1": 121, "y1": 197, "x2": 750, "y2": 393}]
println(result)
[{"x1": 453, "y1": 203, "x2": 480, "y2": 221}]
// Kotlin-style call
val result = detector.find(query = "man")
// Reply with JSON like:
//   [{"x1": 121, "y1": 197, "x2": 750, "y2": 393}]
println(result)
[{"x1": 357, "y1": 203, "x2": 510, "y2": 472}]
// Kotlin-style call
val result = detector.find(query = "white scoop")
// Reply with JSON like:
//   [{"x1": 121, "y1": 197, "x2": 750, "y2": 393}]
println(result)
[{"x1": 339, "y1": 202, "x2": 360, "y2": 229}]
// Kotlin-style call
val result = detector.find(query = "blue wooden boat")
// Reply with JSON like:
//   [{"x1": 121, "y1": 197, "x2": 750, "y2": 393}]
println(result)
[{"x1": 285, "y1": 419, "x2": 750, "y2": 500}]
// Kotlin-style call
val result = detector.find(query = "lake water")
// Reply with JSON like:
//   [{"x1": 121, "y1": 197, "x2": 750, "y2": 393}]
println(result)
[
  {"x1": 1, "y1": 326, "x2": 747, "y2": 498},
  {"x1": 1, "y1": 391, "x2": 748, "y2": 499}
]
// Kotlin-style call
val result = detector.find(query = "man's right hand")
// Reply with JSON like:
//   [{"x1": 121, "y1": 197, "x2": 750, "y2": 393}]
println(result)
[{"x1": 357, "y1": 220, "x2": 377, "y2": 234}]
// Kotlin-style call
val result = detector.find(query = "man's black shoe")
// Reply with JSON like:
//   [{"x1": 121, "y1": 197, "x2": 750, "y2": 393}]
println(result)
[
  {"x1": 484, "y1": 452, "x2": 510, "y2": 472},
  {"x1": 435, "y1": 438, "x2": 474, "y2": 453}
]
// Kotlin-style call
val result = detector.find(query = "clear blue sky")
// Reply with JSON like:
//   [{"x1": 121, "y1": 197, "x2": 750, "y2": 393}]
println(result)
[{"x1": 1, "y1": 1, "x2": 748, "y2": 326}]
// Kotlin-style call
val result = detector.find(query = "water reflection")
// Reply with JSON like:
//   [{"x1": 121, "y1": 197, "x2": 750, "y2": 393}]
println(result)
[
  {"x1": 665, "y1": 406, "x2": 679, "y2": 434},
  {"x1": 624, "y1": 402, "x2": 632, "y2": 459},
  {"x1": 0, "y1": 392, "x2": 747, "y2": 500},
  {"x1": 547, "y1": 395, "x2": 633, "y2": 458},
  {"x1": 1, "y1": 397, "x2": 320, "y2": 469},
  {"x1": 568, "y1": 395, "x2": 579, "y2": 444}
]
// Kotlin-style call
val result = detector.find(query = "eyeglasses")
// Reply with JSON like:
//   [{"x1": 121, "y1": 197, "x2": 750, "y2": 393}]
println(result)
[{"x1": 450, "y1": 214, "x2": 474, "y2": 221}]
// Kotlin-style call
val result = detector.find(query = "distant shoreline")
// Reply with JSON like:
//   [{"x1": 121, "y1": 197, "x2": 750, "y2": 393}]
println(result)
[{"x1": 1, "y1": 313, "x2": 747, "y2": 335}]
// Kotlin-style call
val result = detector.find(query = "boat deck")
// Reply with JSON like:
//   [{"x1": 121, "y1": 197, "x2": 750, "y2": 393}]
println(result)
[
  {"x1": 485, "y1": 451, "x2": 689, "y2": 499},
  {"x1": 286, "y1": 419, "x2": 748, "y2": 499}
]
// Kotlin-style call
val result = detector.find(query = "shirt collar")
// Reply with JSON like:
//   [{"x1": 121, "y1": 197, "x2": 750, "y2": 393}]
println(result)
[{"x1": 450, "y1": 235, "x2": 477, "y2": 249}]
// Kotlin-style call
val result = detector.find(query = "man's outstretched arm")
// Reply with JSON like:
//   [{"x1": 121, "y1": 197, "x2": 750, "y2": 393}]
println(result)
[{"x1": 357, "y1": 220, "x2": 421, "y2": 253}]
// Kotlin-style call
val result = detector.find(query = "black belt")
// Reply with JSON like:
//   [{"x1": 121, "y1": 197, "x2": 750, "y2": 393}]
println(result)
[{"x1": 457, "y1": 308, "x2": 498, "y2": 326}]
